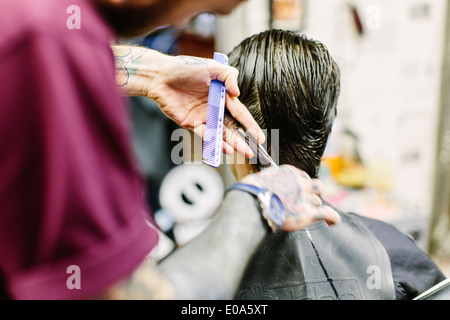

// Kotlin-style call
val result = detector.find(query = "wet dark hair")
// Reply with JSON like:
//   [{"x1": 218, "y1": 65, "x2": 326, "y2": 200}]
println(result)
[{"x1": 228, "y1": 29, "x2": 340, "y2": 178}]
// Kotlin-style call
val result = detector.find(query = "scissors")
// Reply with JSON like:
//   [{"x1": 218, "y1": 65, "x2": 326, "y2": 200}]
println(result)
[{"x1": 224, "y1": 114, "x2": 278, "y2": 168}]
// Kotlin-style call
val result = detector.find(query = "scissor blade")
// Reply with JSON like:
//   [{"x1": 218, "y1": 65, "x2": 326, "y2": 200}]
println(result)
[{"x1": 224, "y1": 114, "x2": 278, "y2": 168}]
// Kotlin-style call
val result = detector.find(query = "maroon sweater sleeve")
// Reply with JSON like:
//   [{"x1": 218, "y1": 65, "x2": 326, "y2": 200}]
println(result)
[{"x1": 0, "y1": 0, "x2": 158, "y2": 299}]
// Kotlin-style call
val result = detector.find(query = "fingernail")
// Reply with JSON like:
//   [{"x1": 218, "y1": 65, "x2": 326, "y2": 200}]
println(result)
[
  {"x1": 332, "y1": 211, "x2": 341, "y2": 224},
  {"x1": 254, "y1": 128, "x2": 266, "y2": 144}
]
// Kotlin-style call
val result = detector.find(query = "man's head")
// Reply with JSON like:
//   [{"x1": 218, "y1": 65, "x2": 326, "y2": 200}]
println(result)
[
  {"x1": 93, "y1": 0, "x2": 246, "y2": 38},
  {"x1": 228, "y1": 29, "x2": 340, "y2": 179}
]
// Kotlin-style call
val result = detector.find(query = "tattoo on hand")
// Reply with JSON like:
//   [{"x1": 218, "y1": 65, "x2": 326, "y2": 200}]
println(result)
[{"x1": 255, "y1": 167, "x2": 305, "y2": 218}]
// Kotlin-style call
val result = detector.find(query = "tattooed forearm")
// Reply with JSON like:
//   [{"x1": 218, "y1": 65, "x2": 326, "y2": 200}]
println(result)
[{"x1": 112, "y1": 46, "x2": 147, "y2": 87}]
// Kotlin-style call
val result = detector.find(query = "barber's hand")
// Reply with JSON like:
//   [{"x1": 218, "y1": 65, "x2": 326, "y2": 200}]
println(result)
[
  {"x1": 240, "y1": 165, "x2": 341, "y2": 232},
  {"x1": 112, "y1": 45, "x2": 264, "y2": 159},
  {"x1": 146, "y1": 54, "x2": 265, "y2": 158}
]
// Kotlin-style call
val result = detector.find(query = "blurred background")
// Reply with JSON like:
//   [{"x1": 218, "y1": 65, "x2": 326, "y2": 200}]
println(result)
[{"x1": 125, "y1": 0, "x2": 450, "y2": 274}]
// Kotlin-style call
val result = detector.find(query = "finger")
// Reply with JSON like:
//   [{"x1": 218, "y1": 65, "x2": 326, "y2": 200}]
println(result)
[
  {"x1": 312, "y1": 205, "x2": 341, "y2": 225},
  {"x1": 311, "y1": 179, "x2": 325, "y2": 195},
  {"x1": 304, "y1": 193, "x2": 323, "y2": 207},
  {"x1": 222, "y1": 65, "x2": 241, "y2": 97},
  {"x1": 225, "y1": 93, "x2": 266, "y2": 144},
  {"x1": 222, "y1": 140, "x2": 234, "y2": 155},
  {"x1": 280, "y1": 206, "x2": 341, "y2": 232},
  {"x1": 223, "y1": 126, "x2": 255, "y2": 159},
  {"x1": 302, "y1": 204, "x2": 341, "y2": 226},
  {"x1": 193, "y1": 123, "x2": 250, "y2": 158},
  {"x1": 207, "y1": 61, "x2": 240, "y2": 97},
  {"x1": 209, "y1": 62, "x2": 240, "y2": 97}
]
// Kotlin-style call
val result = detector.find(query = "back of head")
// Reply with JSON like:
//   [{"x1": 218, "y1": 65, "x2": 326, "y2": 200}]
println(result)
[{"x1": 228, "y1": 29, "x2": 340, "y2": 178}]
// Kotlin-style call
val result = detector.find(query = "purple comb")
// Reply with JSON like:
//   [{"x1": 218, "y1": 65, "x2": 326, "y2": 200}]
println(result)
[{"x1": 202, "y1": 52, "x2": 228, "y2": 167}]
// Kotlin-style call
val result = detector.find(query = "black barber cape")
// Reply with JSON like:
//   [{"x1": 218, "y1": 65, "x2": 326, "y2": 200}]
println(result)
[
  {"x1": 357, "y1": 214, "x2": 446, "y2": 299},
  {"x1": 236, "y1": 208, "x2": 445, "y2": 300}
]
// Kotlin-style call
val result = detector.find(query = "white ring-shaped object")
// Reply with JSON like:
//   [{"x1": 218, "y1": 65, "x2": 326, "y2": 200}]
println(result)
[{"x1": 159, "y1": 163, "x2": 224, "y2": 223}]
